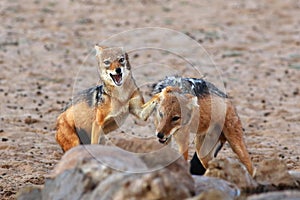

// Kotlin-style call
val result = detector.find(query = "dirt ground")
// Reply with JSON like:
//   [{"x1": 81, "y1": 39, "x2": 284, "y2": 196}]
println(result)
[{"x1": 0, "y1": 0, "x2": 300, "y2": 199}]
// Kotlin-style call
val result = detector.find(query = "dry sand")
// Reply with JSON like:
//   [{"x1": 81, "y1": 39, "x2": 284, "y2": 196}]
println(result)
[{"x1": 0, "y1": 0, "x2": 300, "y2": 199}]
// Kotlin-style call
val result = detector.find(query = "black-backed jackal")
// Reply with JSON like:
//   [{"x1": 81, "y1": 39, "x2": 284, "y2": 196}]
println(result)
[
  {"x1": 152, "y1": 76, "x2": 254, "y2": 175},
  {"x1": 56, "y1": 46, "x2": 159, "y2": 152}
]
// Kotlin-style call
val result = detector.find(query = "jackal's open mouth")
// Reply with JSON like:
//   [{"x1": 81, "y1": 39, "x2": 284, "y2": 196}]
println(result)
[
  {"x1": 110, "y1": 73, "x2": 123, "y2": 86},
  {"x1": 158, "y1": 137, "x2": 170, "y2": 144}
]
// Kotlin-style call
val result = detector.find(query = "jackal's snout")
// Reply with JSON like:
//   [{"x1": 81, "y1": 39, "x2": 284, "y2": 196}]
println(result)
[
  {"x1": 109, "y1": 63, "x2": 123, "y2": 86},
  {"x1": 115, "y1": 67, "x2": 121, "y2": 74},
  {"x1": 156, "y1": 132, "x2": 169, "y2": 144},
  {"x1": 157, "y1": 132, "x2": 164, "y2": 139}
]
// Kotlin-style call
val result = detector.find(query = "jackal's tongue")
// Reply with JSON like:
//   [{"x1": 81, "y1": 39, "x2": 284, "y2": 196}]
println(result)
[{"x1": 111, "y1": 74, "x2": 122, "y2": 84}]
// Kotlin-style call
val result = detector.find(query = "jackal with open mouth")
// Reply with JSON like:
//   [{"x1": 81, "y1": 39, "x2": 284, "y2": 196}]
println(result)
[{"x1": 55, "y1": 46, "x2": 160, "y2": 152}]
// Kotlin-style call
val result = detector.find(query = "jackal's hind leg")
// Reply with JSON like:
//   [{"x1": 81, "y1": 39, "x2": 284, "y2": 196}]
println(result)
[
  {"x1": 223, "y1": 106, "x2": 254, "y2": 175},
  {"x1": 56, "y1": 114, "x2": 80, "y2": 152},
  {"x1": 225, "y1": 132, "x2": 254, "y2": 175}
]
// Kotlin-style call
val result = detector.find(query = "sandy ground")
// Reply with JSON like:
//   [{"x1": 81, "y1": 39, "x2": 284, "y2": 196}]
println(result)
[{"x1": 0, "y1": 0, "x2": 300, "y2": 199}]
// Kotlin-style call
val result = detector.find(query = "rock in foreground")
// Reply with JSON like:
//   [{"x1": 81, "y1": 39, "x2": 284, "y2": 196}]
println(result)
[
  {"x1": 192, "y1": 175, "x2": 240, "y2": 199},
  {"x1": 254, "y1": 157, "x2": 298, "y2": 188},
  {"x1": 204, "y1": 157, "x2": 257, "y2": 190},
  {"x1": 19, "y1": 144, "x2": 195, "y2": 200},
  {"x1": 204, "y1": 156, "x2": 300, "y2": 195},
  {"x1": 17, "y1": 139, "x2": 300, "y2": 200}
]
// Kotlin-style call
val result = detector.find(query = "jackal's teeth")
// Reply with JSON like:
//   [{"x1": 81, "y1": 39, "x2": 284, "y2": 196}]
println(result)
[{"x1": 110, "y1": 73, "x2": 123, "y2": 86}]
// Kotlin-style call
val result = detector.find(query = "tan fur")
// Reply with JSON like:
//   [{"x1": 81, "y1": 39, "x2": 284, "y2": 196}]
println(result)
[
  {"x1": 56, "y1": 46, "x2": 159, "y2": 152},
  {"x1": 155, "y1": 86, "x2": 254, "y2": 175}
]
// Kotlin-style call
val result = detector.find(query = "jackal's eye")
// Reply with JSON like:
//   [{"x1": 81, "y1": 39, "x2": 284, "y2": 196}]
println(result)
[
  {"x1": 171, "y1": 116, "x2": 180, "y2": 122},
  {"x1": 103, "y1": 60, "x2": 111, "y2": 66},
  {"x1": 119, "y1": 57, "x2": 125, "y2": 64}
]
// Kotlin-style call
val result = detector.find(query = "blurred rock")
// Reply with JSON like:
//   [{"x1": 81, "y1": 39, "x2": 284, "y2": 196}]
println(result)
[
  {"x1": 91, "y1": 168, "x2": 193, "y2": 200},
  {"x1": 51, "y1": 145, "x2": 148, "y2": 177},
  {"x1": 20, "y1": 144, "x2": 194, "y2": 200},
  {"x1": 254, "y1": 157, "x2": 298, "y2": 188},
  {"x1": 19, "y1": 141, "x2": 300, "y2": 200},
  {"x1": 247, "y1": 190, "x2": 300, "y2": 200},
  {"x1": 192, "y1": 175, "x2": 240, "y2": 199},
  {"x1": 17, "y1": 186, "x2": 42, "y2": 200},
  {"x1": 108, "y1": 136, "x2": 164, "y2": 153},
  {"x1": 43, "y1": 168, "x2": 90, "y2": 200},
  {"x1": 204, "y1": 157, "x2": 258, "y2": 190},
  {"x1": 203, "y1": 156, "x2": 300, "y2": 196}
]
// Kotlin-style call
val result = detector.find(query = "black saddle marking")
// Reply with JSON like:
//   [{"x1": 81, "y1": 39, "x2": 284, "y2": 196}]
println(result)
[
  {"x1": 152, "y1": 76, "x2": 227, "y2": 98},
  {"x1": 63, "y1": 85, "x2": 104, "y2": 111}
]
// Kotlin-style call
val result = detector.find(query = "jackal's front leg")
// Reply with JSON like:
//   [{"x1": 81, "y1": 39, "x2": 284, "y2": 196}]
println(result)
[
  {"x1": 174, "y1": 127, "x2": 190, "y2": 160},
  {"x1": 91, "y1": 121, "x2": 104, "y2": 144},
  {"x1": 129, "y1": 91, "x2": 160, "y2": 121}
]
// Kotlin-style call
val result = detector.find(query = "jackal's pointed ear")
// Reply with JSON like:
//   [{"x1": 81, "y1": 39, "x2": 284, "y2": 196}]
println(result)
[
  {"x1": 124, "y1": 53, "x2": 131, "y2": 70},
  {"x1": 94, "y1": 44, "x2": 103, "y2": 56},
  {"x1": 157, "y1": 90, "x2": 164, "y2": 101},
  {"x1": 180, "y1": 95, "x2": 198, "y2": 126},
  {"x1": 160, "y1": 86, "x2": 173, "y2": 101}
]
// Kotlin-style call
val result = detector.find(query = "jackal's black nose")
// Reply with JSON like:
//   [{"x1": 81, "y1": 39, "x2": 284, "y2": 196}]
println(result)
[
  {"x1": 115, "y1": 67, "x2": 121, "y2": 74},
  {"x1": 157, "y1": 132, "x2": 164, "y2": 139}
]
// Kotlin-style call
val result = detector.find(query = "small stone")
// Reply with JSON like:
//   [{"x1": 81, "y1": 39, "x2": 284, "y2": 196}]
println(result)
[{"x1": 24, "y1": 116, "x2": 39, "y2": 125}]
